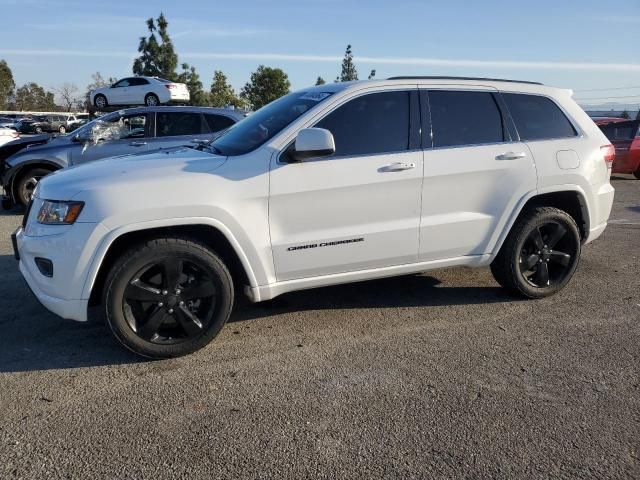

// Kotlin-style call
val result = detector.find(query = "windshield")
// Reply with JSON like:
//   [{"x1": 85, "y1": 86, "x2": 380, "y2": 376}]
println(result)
[{"x1": 210, "y1": 90, "x2": 334, "y2": 156}]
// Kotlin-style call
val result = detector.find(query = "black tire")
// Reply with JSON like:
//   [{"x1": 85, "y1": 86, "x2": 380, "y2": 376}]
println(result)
[
  {"x1": 633, "y1": 168, "x2": 640, "y2": 180},
  {"x1": 58, "y1": 125, "x2": 66, "y2": 134},
  {"x1": 144, "y1": 93, "x2": 159, "y2": 107},
  {"x1": 490, "y1": 206, "x2": 581, "y2": 298},
  {"x1": 15, "y1": 167, "x2": 53, "y2": 207},
  {"x1": 94, "y1": 94, "x2": 108, "y2": 109},
  {"x1": 34, "y1": 126, "x2": 43, "y2": 134},
  {"x1": 103, "y1": 237, "x2": 234, "y2": 359}
]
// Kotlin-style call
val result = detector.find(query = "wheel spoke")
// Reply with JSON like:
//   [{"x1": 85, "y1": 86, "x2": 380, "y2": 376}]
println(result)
[
  {"x1": 125, "y1": 280, "x2": 162, "y2": 302},
  {"x1": 546, "y1": 224, "x2": 567, "y2": 248},
  {"x1": 521, "y1": 253, "x2": 540, "y2": 271},
  {"x1": 163, "y1": 259, "x2": 183, "y2": 290},
  {"x1": 534, "y1": 262, "x2": 550, "y2": 286},
  {"x1": 175, "y1": 306, "x2": 203, "y2": 337},
  {"x1": 139, "y1": 307, "x2": 168, "y2": 340},
  {"x1": 530, "y1": 227, "x2": 544, "y2": 250},
  {"x1": 549, "y1": 250, "x2": 571, "y2": 267},
  {"x1": 181, "y1": 280, "x2": 216, "y2": 301}
]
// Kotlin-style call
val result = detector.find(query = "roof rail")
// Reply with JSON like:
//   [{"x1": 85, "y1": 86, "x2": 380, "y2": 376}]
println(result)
[{"x1": 387, "y1": 76, "x2": 543, "y2": 85}]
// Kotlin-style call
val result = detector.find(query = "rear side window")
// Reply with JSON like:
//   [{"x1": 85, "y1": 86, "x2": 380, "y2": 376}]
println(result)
[
  {"x1": 205, "y1": 114, "x2": 236, "y2": 133},
  {"x1": 429, "y1": 91, "x2": 506, "y2": 148},
  {"x1": 130, "y1": 78, "x2": 150, "y2": 86},
  {"x1": 503, "y1": 93, "x2": 577, "y2": 141},
  {"x1": 599, "y1": 121, "x2": 639, "y2": 141},
  {"x1": 315, "y1": 91, "x2": 410, "y2": 157},
  {"x1": 156, "y1": 112, "x2": 206, "y2": 137}
]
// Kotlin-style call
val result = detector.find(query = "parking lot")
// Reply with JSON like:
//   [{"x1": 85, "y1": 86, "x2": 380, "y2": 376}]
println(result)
[{"x1": 0, "y1": 176, "x2": 638, "y2": 478}]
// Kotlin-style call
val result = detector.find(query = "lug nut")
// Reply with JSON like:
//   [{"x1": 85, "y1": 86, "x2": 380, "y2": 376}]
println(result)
[
  {"x1": 162, "y1": 290, "x2": 168, "y2": 295},
  {"x1": 179, "y1": 301, "x2": 184, "y2": 306},
  {"x1": 168, "y1": 308, "x2": 174, "y2": 314},
  {"x1": 158, "y1": 302, "x2": 164, "y2": 307},
  {"x1": 175, "y1": 289, "x2": 181, "y2": 295}
]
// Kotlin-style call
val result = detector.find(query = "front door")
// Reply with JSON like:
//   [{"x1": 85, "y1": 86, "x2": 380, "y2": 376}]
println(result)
[{"x1": 269, "y1": 89, "x2": 423, "y2": 281}]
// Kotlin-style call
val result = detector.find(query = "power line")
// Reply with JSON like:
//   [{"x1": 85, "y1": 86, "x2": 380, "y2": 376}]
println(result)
[
  {"x1": 574, "y1": 94, "x2": 640, "y2": 101},
  {"x1": 575, "y1": 85, "x2": 640, "y2": 92}
]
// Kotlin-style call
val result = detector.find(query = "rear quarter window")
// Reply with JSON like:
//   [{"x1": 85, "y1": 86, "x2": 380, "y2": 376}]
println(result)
[{"x1": 503, "y1": 93, "x2": 577, "y2": 141}]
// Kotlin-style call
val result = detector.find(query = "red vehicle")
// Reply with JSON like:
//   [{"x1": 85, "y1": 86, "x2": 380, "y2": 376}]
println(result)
[{"x1": 597, "y1": 120, "x2": 640, "y2": 178}]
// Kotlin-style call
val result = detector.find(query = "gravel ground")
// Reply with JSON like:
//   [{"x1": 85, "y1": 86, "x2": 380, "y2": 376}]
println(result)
[{"x1": 0, "y1": 176, "x2": 638, "y2": 479}]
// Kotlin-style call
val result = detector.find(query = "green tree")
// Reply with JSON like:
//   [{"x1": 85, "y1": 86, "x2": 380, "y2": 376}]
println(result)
[
  {"x1": 0, "y1": 60, "x2": 15, "y2": 110},
  {"x1": 209, "y1": 70, "x2": 244, "y2": 108},
  {"x1": 240, "y1": 65, "x2": 291, "y2": 110},
  {"x1": 315, "y1": 76, "x2": 326, "y2": 86},
  {"x1": 14, "y1": 82, "x2": 56, "y2": 111},
  {"x1": 336, "y1": 44, "x2": 358, "y2": 82},
  {"x1": 132, "y1": 13, "x2": 179, "y2": 80},
  {"x1": 620, "y1": 110, "x2": 630, "y2": 119},
  {"x1": 177, "y1": 63, "x2": 207, "y2": 105}
]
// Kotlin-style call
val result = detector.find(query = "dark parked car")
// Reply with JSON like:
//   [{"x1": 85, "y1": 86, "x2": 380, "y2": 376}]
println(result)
[
  {"x1": 2, "y1": 106, "x2": 245, "y2": 207},
  {"x1": 18, "y1": 114, "x2": 69, "y2": 134}
]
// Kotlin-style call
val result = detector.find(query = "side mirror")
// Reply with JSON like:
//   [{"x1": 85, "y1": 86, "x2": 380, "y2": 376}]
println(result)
[{"x1": 291, "y1": 128, "x2": 335, "y2": 162}]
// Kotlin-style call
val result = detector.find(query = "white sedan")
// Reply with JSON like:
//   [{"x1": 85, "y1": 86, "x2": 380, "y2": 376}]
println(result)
[
  {"x1": 90, "y1": 76, "x2": 190, "y2": 109},
  {"x1": 0, "y1": 127, "x2": 19, "y2": 147}
]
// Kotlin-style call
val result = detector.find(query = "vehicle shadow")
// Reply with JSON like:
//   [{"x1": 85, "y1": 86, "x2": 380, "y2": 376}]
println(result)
[
  {"x1": 231, "y1": 273, "x2": 518, "y2": 323},
  {"x1": 0, "y1": 254, "x2": 516, "y2": 373}
]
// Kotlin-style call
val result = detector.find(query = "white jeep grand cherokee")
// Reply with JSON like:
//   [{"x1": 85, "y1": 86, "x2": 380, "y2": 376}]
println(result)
[{"x1": 13, "y1": 77, "x2": 615, "y2": 358}]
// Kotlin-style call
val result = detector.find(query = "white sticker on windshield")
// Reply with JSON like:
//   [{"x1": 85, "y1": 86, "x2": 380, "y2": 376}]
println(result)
[{"x1": 299, "y1": 92, "x2": 331, "y2": 102}]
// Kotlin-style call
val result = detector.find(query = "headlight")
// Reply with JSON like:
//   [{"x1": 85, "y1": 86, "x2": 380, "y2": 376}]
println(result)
[{"x1": 37, "y1": 200, "x2": 84, "y2": 225}]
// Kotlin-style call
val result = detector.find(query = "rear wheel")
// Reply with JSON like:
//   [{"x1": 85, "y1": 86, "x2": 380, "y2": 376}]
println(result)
[
  {"x1": 58, "y1": 125, "x2": 66, "y2": 134},
  {"x1": 104, "y1": 237, "x2": 234, "y2": 358},
  {"x1": 490, "y1": 207, "x2": 581, "y2": 298},
  {"x1": 16, "y1": 167, "x2": 53, "y2": 207},
  {"x1": 145, "y1": 93, "x2": 159, "y2": 107},
  {"x1": 634, "y1": 167, "x2": 640, "y2": 180},
  {"x1": 34, "y1": 126, "x2": 43, "y2": 134}
]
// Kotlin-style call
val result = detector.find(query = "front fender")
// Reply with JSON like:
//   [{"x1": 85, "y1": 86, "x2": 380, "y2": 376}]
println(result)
[{"x1": 80, "y1": 217, "x2": 260, "y2": 301}]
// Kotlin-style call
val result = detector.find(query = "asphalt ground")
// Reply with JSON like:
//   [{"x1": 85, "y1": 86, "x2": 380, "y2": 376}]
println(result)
[{"x1": 0, "y1": 176, "x2": 638, "y2": 479}]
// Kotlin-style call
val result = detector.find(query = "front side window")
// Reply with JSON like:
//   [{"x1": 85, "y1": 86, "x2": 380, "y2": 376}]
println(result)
[
  {"x1": 503, "y1": 93, "x2": 577, "y2": 141},
  {"x1": 314, "y1": 91, "x2": 410, "y2": 157},
  {"x1": 429, "y1": 90, "x2": 506, "y2": 148},
  {"x1": 113, "y1": 79, "x2": 131, "y2": 88},
  {"x1": 80, "y1": 113, "x2": 147, "y2": 141},
  {"x1": 156, "y1": 112, "x2": 205, "y2": 137},
  {"x1": 210, "y1": 90, "x2": 335, "y2": 156}
]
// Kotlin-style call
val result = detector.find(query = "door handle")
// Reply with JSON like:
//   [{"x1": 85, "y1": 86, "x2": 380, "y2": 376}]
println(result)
[
  {"x1": 381, "y1": 162, "x2": 416, "y2": 172},
  {"x1": 129, "y1": 141, "x2": 147, "y2": 147},
  {"x1": 496, "y1": 151, "x2": 526, "y2": 160}
]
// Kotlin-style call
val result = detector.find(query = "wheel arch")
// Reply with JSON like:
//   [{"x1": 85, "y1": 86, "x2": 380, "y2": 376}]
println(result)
[
  {"x1": 6, "y1": 160, "x2": 62, "y2": 202},
  {"x1": 492, "y1": 186, "x2": 590, "y2": 257},
  {"x1": 86, "y1": 221, "x2": 257, "y2": 307}
]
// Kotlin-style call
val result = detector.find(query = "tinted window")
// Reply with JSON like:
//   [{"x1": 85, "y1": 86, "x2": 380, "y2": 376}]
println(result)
[
  {"x1": 130, "y1": 78, "x2": 149, "y2": 86},
  {"x1": 503, "y1": 93, "x2": 576, "y2": 140},
  {"x1": 113, "y1": 78, "x2": 131, "y2": 88},
  {"x1": 205, "y1": 114, "x2": 236, "y2": 133},
  {"x1": 599, "y1": 121, "x2": 639, "y2": 141},
  {"x1": 315, "y1": 91, "x2": 410, "y2": 156},
  {"x1": 156, "y1": 112, "x2": 205, "y2": 137},
  {"x1": 429, "y1": 91, "x2": 505, "y2": 148}
]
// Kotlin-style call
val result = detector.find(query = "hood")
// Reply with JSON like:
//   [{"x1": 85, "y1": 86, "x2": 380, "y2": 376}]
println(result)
[
  {"x1": 1, "y1": 134, "x2": 55, "y2": 164},
  {"x1": 36, "y1": 146, "x2": 227, "y2": 201}
]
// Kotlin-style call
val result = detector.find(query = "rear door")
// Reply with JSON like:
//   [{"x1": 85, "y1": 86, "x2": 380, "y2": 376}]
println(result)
[
  {"x1": 419, "y1": 87, "x2": 537, "y2": 261},
  {"x1": 129, "y1": 77, "x2": 150, "y2": 105},
  {"x1": 150, "y1": 111, "x2": 210, "y2": 149}
]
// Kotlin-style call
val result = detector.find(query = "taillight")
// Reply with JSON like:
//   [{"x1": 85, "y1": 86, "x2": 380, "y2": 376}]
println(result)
[
  {"x1": 600, "y1": 144, "x2": 615, "y2": 168},
  {"x1": 165, "y1": 84, "x2": 177, "y2": 89}
]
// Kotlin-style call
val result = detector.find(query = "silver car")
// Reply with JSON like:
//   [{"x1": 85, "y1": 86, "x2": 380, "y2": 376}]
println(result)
[{"x1": 1, "y1": 106, "x2": 245, "y2": 207}]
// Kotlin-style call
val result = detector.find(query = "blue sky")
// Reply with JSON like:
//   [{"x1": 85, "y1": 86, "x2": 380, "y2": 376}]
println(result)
[{"x1": 1, "y1": 0, "x2": 639, "y2": 108}]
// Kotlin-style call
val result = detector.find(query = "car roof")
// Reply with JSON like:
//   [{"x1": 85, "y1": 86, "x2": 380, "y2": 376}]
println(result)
[{"x1": 102, "y1": 106, "x2": 246, "y2": 120}]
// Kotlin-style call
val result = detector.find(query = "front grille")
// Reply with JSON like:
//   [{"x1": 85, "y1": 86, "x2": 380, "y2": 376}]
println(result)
[{"x1": 22, "y1": 199, "x2": 33, "y2": 228}]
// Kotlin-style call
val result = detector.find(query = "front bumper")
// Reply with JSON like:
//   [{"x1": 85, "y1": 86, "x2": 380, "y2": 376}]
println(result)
[{"x1": 14, "y1": 220, "x2": 109, "y2": 322}]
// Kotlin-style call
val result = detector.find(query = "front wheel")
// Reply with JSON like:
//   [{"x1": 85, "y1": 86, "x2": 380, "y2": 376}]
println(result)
[
  {"x1": 58, "y1": 125, "x2": 66, "y2": 134},
  {"x1": 94, "y1": 94, "x2": 107, "y2": 109},
  {"x1": 104, "y1": 237, "x2": 234, "y2": 358},
  {"x1": 490, "y1": 207, "x2": 581, "y2": 298},
  {"x1": 34, "y1": 126, "x2": 43, "y2": 134},
  {"x1": 16, "y1": 167, "x2": 53, "y2": 207}
]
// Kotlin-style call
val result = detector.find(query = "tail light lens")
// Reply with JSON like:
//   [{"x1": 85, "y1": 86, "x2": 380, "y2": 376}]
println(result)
[
  {"x1": 165, "y1": 84, "x2": 177, "y2": 89},
  {"x1": 600, "y1": 144, "x2": 615, "y2": 169}
]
